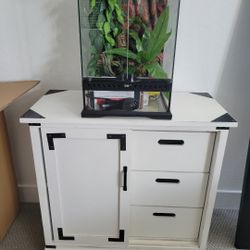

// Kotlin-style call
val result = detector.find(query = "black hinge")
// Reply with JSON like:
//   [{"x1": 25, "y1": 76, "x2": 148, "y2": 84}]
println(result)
[
  {"x1": 57, "y1": 228, "x2": 75, "y2": 241},
  {"x1": 108, "y1": 230, "x2": 125, "y2": 242},
  {"x1": 216, "y1": 127, "x2": 230, "y2": 130},
  {"x1": 107, "y1": 134, "x2": 126, "y2": 151},
  {"x1": 29, "y1": 123, "x2": 41, "y2": 126},
  {"x1": 47, "y1": 133, "x2": 66, "y2": 150}
]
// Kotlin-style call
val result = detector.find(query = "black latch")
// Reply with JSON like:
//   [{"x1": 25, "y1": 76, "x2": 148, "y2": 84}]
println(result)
[
  {"x1": 108, "y1": 230, "x2": 125, "y2": 242},
  {"x1": 107, "y1": 134, "x2": 126, "y2": 151}
]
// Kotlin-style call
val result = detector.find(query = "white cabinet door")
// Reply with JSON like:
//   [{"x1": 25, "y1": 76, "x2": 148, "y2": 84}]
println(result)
[{"x1": 41, "y1": 128, "x2": 129, "y2": 247}]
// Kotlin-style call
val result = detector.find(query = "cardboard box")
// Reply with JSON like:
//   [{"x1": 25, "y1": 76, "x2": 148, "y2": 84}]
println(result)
[{"x1": 0, "y1": 81, "x2": 39, "y2": 240}]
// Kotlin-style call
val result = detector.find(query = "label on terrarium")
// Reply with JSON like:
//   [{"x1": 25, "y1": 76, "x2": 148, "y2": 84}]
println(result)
[{"x1": 93, "y1": 91, "x2": 134, "y2": 99}]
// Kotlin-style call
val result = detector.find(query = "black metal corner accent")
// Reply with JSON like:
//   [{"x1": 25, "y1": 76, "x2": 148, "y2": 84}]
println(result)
[
  {"x1": 45, "y1": 90, "x2": 67, "y2": 95},
  {"x1": 47, "y1": 133, "x2": 66, "y2": 150},
  {"x1": 29, "y1": 123, "x2": 41, "y2": 126},
  {"x1": 57, "y1": 228, "x2": 75, "y2": 241},
  {"x1": 191, "y1": 92, "x2": 213, "y2": 98},
  {"x1": 21, "y1": 109, "x2": 45, "y2": 119},
  {"x1": 212, "y1": 113, "x2": 236, "y2": 123},
  {"x1": 108, "y1": 230, "x2": 125, "y2": 242},
  {"x1": 107, "y1": 134, "x2": 126, "y2": 151},
  {"x1": 216, "y1": 127, "x2": 230, "y2": 130},
  {"x1": 45, "y1": 245, "x2": 56, "y2": 249}
]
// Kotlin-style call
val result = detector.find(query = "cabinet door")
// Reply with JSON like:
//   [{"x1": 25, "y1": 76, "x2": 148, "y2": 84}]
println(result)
[{"x1": 41, "y1": 128, "x2": 129, "y2": 247}]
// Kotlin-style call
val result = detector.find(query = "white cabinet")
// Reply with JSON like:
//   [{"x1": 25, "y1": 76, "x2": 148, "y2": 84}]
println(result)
[
  {"x1": 41, "y1": 128, "x2": 129, "y2": 247},
  {"x1": 20, "y1": 91, "x2": 237, "y2": 250}
]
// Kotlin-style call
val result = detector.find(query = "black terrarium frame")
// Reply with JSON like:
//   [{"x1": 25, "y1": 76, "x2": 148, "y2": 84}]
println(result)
[{"x1": 78, "y1": 0, "x2": 180, "y2": 119}]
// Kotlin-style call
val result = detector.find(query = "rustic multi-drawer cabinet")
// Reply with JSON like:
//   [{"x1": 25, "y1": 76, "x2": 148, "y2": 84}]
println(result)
[{"x1": 20, "y1": 91, "x2": 237, "y2": 250}]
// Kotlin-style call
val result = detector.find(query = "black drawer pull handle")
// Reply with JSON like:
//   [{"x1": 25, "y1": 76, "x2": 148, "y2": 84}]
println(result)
[
  {"x1": 153, "y1": 213, "x2": 176, "y2": 217},
  {"x1": 158, "y1": 140, "x2": 184, "y2": 145},
  {"x1": 155, "y1": 178, "x2": 180, "y2": 184},
  {"x1": 123, "y1": 166, "x2": 127, "y2": 191}
]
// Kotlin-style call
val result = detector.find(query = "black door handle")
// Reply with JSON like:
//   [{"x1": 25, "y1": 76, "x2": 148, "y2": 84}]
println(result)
[
  {"x1": 123, "y1": 166, "x2": 127, "y2": 191},
  {"x1": 153, "y1": 213, "x2": 176, "y2": 217},
  {"x1": 158, "y1": 140, "x2": 184, "y2": 145},
  {"x1": 155, "y1": 178, "x2": 180, "y2": 184}
]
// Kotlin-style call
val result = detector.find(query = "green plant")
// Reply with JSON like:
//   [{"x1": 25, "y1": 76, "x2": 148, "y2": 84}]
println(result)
[
  {"x1": 87, "y1": 0, "x2": 125, "y2": 76},
  {"x1": 105, "y1": 7, "x2": 171, "y2": 79}
]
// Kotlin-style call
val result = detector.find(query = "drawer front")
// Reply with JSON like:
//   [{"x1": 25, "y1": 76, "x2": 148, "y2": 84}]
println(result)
[
  {"x1": 132, "y1": 131, "x2": 215, "y2": 172},
  {"x1": 130, "y1": 172, "x2": 209, "y2": 207},
  {"x1": 129, "y1": 206, "x2": 202, "y2": 240}
]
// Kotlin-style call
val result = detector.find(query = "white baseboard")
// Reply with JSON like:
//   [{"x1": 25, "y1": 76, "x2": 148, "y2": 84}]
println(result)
[
  {"x1": 18, "y1": 184, "x2": 39, "y2": 203},
  {"x1": 18, "y1": 185, "x2": 242, "y2": 209},
  {"x1": 215, "y1": 189, "x2": 242, "y2": 209}
]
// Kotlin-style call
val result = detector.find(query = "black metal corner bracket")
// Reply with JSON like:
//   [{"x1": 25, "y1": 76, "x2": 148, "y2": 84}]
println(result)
[
  {"x1": 108, "y1": 230, "x2": 125, "y2": 242},
  {"x1": 57, "y1": 228, "x2": 75, "y2": 241},
  {"x1": 107, "y1": 134, "x2": 126, "y2": 151},
  {"x1": 47, "y1": 133, "x2": 66, "y2": 150}
]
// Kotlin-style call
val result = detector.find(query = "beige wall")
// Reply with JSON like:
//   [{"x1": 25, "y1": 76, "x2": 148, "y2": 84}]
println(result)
[{"x1": 1, "y1": 0, "x2": 249, "y2": 208}]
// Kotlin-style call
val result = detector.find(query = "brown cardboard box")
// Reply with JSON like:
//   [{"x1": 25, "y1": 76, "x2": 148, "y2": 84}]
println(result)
[{"x1": 0, "y1": 81, "x2": 39, "y2": 240}]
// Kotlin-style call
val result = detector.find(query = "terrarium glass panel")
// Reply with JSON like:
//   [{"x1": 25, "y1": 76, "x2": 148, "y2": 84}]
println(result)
[{"x1": 78, "y1": 0, "x2": 180, "y2": 118}]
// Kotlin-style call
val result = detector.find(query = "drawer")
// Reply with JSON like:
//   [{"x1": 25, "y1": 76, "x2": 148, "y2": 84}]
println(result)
[
  {"x1": 130, "y1": 172, "x2": 208, "y2": 207},
  {"x1": 131, "y1": 131, "x2": 215, "y2": 172},
  {"x1": 129, "y1": 206, "x2": 202, "y2": 240}
]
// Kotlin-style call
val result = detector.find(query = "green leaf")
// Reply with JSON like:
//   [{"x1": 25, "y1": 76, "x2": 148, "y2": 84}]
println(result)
[
  {"x1": 143, "y1": 7, "x2": 171, "y2": 62},
  {"x1": 105, "y1": 9, "x2": 111, "y2": 23},
  {"x1": 143, "y1": 31, "x2": 171, "y2": 62},
  {"x1": 87, "y1": 47, "x2": 99, "y2": 75},
  {"x1": 103, "y1": 22, "x2": 115, "y2": 46},
  {"x1": 90, "y1": 0, "x2": 96, "y2": 9},
  {"x1": 144, "y1": 62, "x2": 168, "y2": 79},
  {"x1": 107, "y1": 0, "x2": 115, "y2": 11},
  {"x1": 106, "y1": 35, "x2": 116, "y2": 47},
  {"x1": 141, "y1": 30, "x2": 151, "y2": 50},
  {"x1": 130, "y1": 30, "x2": 143, "y2": 52},
  {"x1": 89, "y1": 30, "x2": 104, "y2": 52},
  {"x1": 114, "y1": 3, "x2": 124, "y2": 24},
  {"x1": 96, "y1": 13, "x2": 105, "y2": 30},
  {"x1": 113, "y1": 27, "x2": 119, "y2": 36},
  {"x1": 105, "y1": 48, "x2": 139, "y2": 61},
  {"x1": 88, "y1": 3, "x2": 101, "y2": 29}
]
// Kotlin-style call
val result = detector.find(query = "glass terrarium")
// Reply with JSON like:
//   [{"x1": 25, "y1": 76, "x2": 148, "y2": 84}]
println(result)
[{"x1": 78, "y1": 0, "x2": 180, "y2": 119}]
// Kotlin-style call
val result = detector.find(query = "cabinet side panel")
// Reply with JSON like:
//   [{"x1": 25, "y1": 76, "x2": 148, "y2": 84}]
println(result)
[
  {"x1": 198, "y1": 130, "x2": 229, "y2": 249},
  {"x1": 29, "y1": 126, "x2": 54, "y2": 244}
]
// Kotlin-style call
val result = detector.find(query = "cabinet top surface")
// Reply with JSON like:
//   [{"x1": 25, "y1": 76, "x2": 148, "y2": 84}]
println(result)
[{"x1": 20, "y1": 90, "x2": 237, "y2": 129}]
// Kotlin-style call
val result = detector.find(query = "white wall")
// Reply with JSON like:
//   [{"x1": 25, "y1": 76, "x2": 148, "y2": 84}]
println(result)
[
  {"x1": 0, "y1": 0, "x2": 249, "y2": 208},
  {"x1": 174, "y1": 0, "x2": 250, "y2": 208}
]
